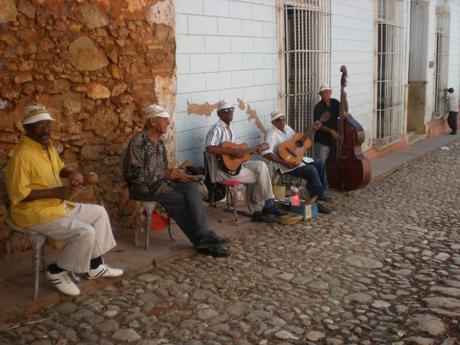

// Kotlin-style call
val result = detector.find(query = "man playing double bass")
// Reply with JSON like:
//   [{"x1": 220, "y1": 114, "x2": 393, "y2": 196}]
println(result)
[{"x1": 313, "y1": 85, "x2": 347, "y2": 164}]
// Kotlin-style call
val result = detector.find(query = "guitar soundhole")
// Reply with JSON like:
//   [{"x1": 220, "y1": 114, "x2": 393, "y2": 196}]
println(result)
[{"x1": 295, "y1": 140, "x2": 303, "y2": 148}]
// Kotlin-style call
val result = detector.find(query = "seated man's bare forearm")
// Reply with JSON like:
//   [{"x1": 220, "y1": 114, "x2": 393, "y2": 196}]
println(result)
[
  {"x1": 22, "y1": 188, "x2": 58, "y2": 202},
  {"x1": 23, "y1": 186, "x2": 78, "y2": 202}
]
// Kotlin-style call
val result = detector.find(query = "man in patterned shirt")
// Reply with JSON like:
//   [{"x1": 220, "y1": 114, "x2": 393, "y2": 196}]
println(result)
[{"x1": 124, "y1": 104, "x2": 230, "y2": 258}]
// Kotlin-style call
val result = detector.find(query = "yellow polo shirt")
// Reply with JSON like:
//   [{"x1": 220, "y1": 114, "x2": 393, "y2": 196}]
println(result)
[{"x1": 5, "y1": 136, "x2": 69, "y2": 228}]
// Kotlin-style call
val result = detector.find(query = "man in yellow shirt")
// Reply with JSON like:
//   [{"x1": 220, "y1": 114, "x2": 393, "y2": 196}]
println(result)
[{"x1": 5, "y1": 104, "x2": 123, "y2": 296}]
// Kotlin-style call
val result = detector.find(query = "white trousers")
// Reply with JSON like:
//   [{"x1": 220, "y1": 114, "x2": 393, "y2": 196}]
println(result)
[
  {"x1": 29, "y1": 203, "x2": 117, "y2": 273},
  {"x1": 217, "y1": 160, "x2": 274, "y2": 212}
]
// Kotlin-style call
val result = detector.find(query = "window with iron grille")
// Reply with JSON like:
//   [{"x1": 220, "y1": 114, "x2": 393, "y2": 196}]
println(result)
[
  {"x1": 375, "y1": 0, "x2": 407, "y2": 147},
  {"x1": 433, "y1": 1, "x2": 450, "y2": 118},
  {"x1": 278, "y1": 0, "x2": 331, "y2": 133}
]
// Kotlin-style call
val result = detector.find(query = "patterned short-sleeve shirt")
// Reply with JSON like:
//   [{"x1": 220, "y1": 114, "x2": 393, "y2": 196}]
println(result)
[{"x1": 124, "y1": 130, "x2": 171, "y2": 197}]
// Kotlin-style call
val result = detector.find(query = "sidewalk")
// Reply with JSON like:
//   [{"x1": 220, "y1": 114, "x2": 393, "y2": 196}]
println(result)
[
  {"x1": 0, "y1": 133, "x2": 458, "y2": 324},
  {"x1": 371, "y1": 134, "x2": 458, "y2": 179}
]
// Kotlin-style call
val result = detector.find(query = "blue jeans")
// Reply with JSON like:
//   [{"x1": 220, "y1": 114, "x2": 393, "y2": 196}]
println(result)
[
  {"x1": 313, "y1": 142, "x2": 330, "y2": 163},
  {"x1": 287, "y1": 160, "x2": 326, "y2": 198}
]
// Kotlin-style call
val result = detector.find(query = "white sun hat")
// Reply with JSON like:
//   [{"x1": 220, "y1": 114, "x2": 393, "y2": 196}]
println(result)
[
  {"x1": 318, "y1": 84, "x2": 332, "y2": 93},
  {"x1": 270, "y1": 110, "x2": 285, "y2": 122},
  {"x1": 22, "y1": 104, "x2": 55, "y2": 125},
  {"x1": 143, "y1": 104, "x2": 170, "y2": 119},
  {"x1": 216, "y1": 99, "x2": 234, "y2": 112}
]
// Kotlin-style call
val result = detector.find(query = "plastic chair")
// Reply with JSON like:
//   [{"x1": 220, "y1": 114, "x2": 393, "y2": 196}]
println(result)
[
  {"x1": 136, "y1": 201, "x2": 174, "y2": 250},
  {"x1": 0, "y1": 168, "x2": 46, "y2": 300}
]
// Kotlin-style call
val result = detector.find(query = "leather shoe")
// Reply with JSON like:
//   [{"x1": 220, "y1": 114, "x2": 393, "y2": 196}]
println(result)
[
  {"x1": 317, "y1": 203, "x2": 332, "y2": 214},
  {"x1": 319, "y1": 195, "x2": 332, "y2": 202},
  {"x1": 252, "y1": 211, "x2": 278, "y2": 223},
  {"x1": 194, "y1": 231, "x2": 229, "y2": 249},
  {"x1": 198, "y1": 247, "x2": 231, "y2": 258},
  {"x1": 262, "y1": 205, "x2": 288, "y2": 216}
]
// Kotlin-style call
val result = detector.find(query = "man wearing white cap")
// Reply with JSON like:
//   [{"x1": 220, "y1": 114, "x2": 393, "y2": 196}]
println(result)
[
  {"x1": 205, "y1": 100, "x2": 284, "y2": 221},
  {"x1": 313, "y1": 85, "x2": 343, "y2": 164},
  {"x1": 123, "y1": 104, "x2": 230, "y2": 258},
  {"x1": 262, "y1": 110, "x2": 331, "y2": 214},
  {"x1": 5, "y1": 104, "x2": 123, "y2": 297}
]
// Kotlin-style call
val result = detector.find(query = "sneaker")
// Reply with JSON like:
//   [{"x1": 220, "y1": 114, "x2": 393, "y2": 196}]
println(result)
[
  {"x1": 46, "y1": 270, "x2": 80, "y2": 296},
  {"x1": 449, "y1": 131, "x2": 457, "y2": 135},
  {"x1": 87, "y1": 264, "x2": 124, "y2": 280},
  {"x1": 69, "y1": 272, "x2": 80, "y2": 284},
  {"x1": 317, "y1": 203, "x2": 332, "y2": 214}
]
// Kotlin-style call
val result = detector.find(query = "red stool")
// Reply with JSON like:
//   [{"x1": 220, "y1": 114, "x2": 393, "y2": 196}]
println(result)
[{"x1": 212, "y1": 180, "x2": 241, "y2": 224}]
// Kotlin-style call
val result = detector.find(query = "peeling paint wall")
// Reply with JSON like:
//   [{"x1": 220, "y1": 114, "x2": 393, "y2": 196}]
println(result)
[
  {"x1": 175, "y1": 0, "x2": 279, "y2": 165},
  {"x1": 0, "y1": 0, "x2": 176, "y2": 253}
]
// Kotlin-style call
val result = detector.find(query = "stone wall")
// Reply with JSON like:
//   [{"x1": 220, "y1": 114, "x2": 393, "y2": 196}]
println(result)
[{"x1": 0, "y1": 0, "x2": 176, "y2": 253}]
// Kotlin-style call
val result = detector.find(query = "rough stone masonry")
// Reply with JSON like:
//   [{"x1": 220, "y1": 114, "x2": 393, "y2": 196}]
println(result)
[{"x1": 0, "y1": 0, "x2": 176, "y2": 253}]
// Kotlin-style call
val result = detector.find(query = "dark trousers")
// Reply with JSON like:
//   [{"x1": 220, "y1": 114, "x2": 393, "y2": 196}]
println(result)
[
  {"x1": 448, "y1": 111, "x2": 458, "y2": 133},
  {"x1": 287, "y1": 160, "x2": 326, "y2": 198},
  {"x1": 131, "y1": 182, "x2": 208, "y2": 245}
]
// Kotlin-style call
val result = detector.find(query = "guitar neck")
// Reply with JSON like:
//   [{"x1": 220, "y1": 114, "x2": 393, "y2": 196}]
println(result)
[{"x1": 300, "y1": 128, "x2": 316, "y2": 142}]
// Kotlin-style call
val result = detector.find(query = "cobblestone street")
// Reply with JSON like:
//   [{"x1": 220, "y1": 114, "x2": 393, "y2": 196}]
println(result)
[{"x1": 1, "y1": 140, "x2": 459, "y2": 345}]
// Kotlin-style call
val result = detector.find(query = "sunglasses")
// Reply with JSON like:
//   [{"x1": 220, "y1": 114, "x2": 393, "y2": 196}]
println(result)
[{"x1": 218, "y1": 107, "x2": 234, "y2": 114}]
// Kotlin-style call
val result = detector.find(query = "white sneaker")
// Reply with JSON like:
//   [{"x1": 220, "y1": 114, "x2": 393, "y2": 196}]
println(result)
[
  {"x1": 87, "y1": 264, "x2": 123, "y2": 280},
  {"x1": 46, "y1": 271, "x2": 80, "y2": 296}
]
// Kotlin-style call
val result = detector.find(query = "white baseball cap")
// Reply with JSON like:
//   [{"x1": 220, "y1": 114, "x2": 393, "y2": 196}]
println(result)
[
  {"x1": 143, "y1": 104, "x2": 170, "y2": 119},
  {"x1": 22, "y1": 104, "x2": 55, "y2": 125}
]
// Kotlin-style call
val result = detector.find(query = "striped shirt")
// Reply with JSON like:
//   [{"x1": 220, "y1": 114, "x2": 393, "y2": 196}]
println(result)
[{"x1": 205, "y1": 120, "x2": 236, "y2": 182}]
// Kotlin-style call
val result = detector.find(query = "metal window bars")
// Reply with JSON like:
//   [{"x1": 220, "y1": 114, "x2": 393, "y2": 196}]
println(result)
[
  {"x1": 375, "y1": 0, "x2": 407, "y2": 147},
  {"x1": 279, "y1": 0, "x2": 331, "y2": 136},
  {"x1": 433, "y1": 1, "x2": 450, "y2": 118}
]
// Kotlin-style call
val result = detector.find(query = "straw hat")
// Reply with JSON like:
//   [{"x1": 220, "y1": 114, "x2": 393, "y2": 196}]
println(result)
[
  {"x1": 216, "y1": 99, "x2": 234, "y2": 113},
  {"x1": 143, "y1": 104, "x2": 170, "y2": 119},
  {"x1": 318, "y1": 84, "x2": 331, "y2": 93},
  {"x1": 22, "y1": 104, "x2": 55, "y2": 125},
  {"x1": 270, "y1": 110, "x2": 285, "y2": 122}
]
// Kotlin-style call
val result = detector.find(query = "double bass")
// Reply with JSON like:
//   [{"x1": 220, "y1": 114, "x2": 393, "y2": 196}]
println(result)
[{"x1": 325, "y1": 66, "x2": 371, "y2": 191}]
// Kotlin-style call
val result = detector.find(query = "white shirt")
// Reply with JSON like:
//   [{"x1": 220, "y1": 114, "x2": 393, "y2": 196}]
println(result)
[
  {"x1": 263, "y1": 124, "x2": 313, "y2": 174},
  {"x1": 204, "y1": 120, "x2": 236, "y2": 182},
  {"x1": 447, "y1": 92, "x2": 459, "y2": 112}
]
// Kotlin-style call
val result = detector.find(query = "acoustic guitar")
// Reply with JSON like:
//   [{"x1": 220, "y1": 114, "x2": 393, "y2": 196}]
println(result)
[
  {"x1": 219, "y1": 142, "x2": 269, "y2": 175},
  {"x1": 277, "y1": 113, "x2": 330, "y2": 166}
]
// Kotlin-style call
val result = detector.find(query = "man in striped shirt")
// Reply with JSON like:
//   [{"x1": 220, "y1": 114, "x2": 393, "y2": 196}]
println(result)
[{"x1": 205, "y1": 100, "x2": 285, "y2": 222}]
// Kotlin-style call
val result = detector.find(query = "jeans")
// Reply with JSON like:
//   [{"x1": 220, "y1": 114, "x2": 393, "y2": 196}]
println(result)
[
  {"x1": 313, "y1": 142, "x2": 331, "y2": 164},
  {"x1": 131, "y1": 182, "x2": 209, "y2": 246},
  {"x1": 448, "y1": 111, "x2": 458, "y2": 133},
  {"x1": 287, "y1": 160, "x2": 326, "y2": 198}
]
